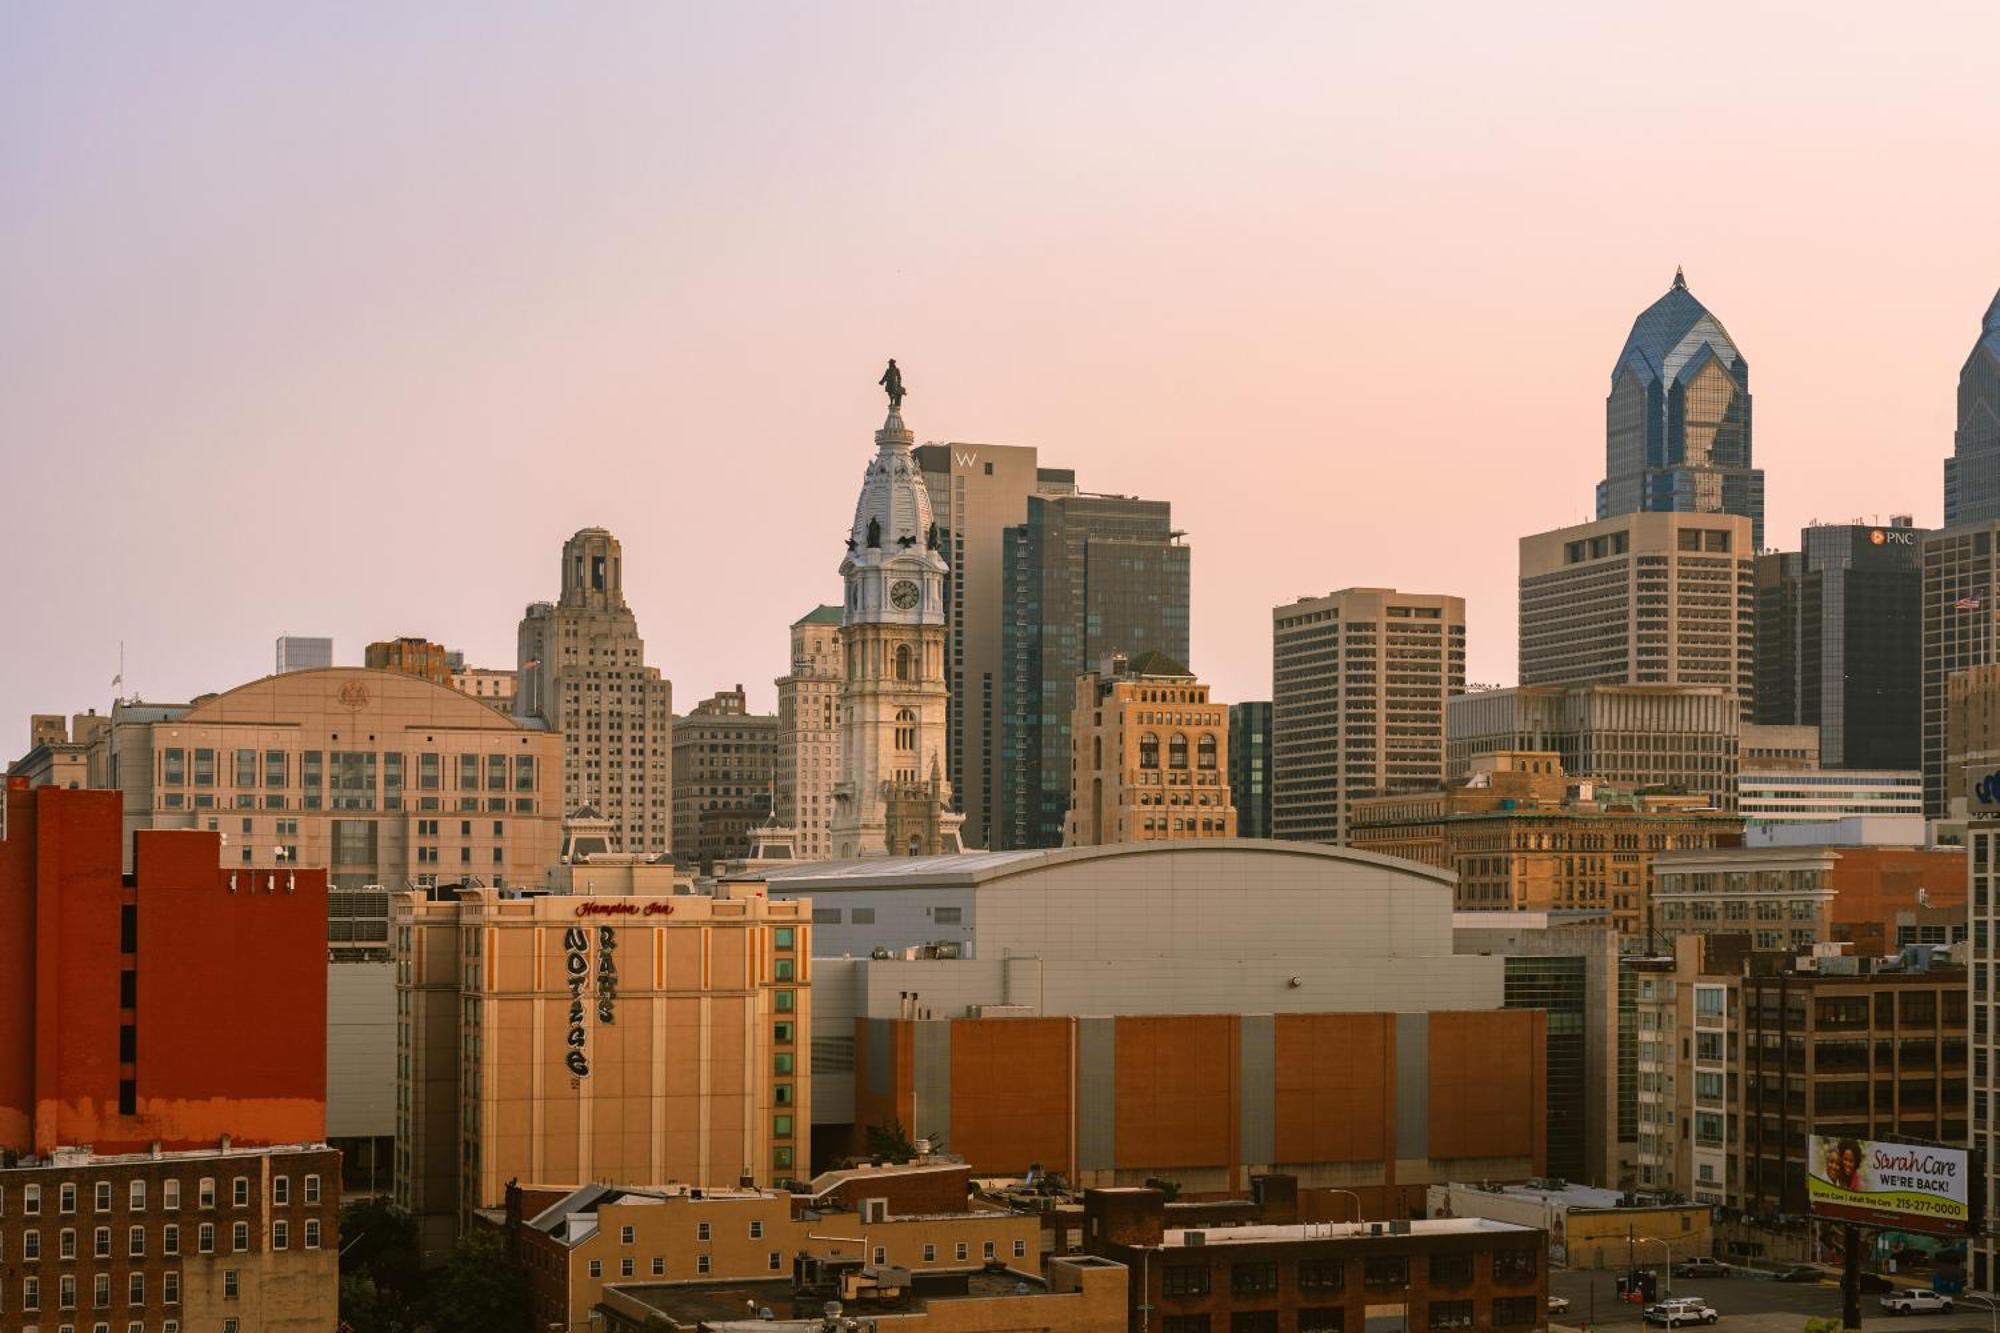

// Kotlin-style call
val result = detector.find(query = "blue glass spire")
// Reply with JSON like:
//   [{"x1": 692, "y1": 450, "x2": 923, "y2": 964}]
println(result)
[{"x1": 1946, "y1": 288, "x2": 2000, "y2": 526}]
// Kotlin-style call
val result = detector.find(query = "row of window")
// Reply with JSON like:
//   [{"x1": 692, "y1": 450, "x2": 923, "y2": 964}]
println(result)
[
  {"x1": 584, "y1": 1236, "x2": 1027, "y2": 1280},
  {"x1": 4, "y1": 1217, "x2": 321, "y2": 1261},
  {"x1": 11, "y1": 1262, "x2": 262, "y2": 1310},
  {"x1": 1162, "y1": 1251, "x2": 1537, "y2": 1297},
  {"x1": 0, "y1": 1175, "x2": 319, "y2": 1218}
]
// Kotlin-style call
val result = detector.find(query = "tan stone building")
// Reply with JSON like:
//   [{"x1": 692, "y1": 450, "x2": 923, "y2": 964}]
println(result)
[
  {"x1": 449, "y1": 662, "x2": 518, "y2": 712},
  {"x1": 1271, "y1": 587, "x2": 1467, "y2": 845},
  {"x1": 673, "y1": 686, "x2": 779, "y2": 872},
  {"x1": 364, "y1": 636, "x2": 451, "y2": 683},
  {"x1": 1063, "y1": 653, "x2": 1236, "y2": 845},
  {"x1": 1348, "y1": 751, "x2": 1743, "y2": 939},
  {"x1": 517, "y1": 527, "x2": 676, "y2": 855},
  {"x1": 1946, "y1": 664, "x2": 2000, "y2": 813},
  {"x1": 8, "y1": 710, "x2": 108, "y2": 788},
  {"x1": 393, "y1": 887, "x2": 812, "y2": 1260},
  {"x1": 775, "y1": 606, "x2": 843, "y2": 862},
  {"x1": 1519, "y1": 511, "x2": 1756, "y2": 718}
]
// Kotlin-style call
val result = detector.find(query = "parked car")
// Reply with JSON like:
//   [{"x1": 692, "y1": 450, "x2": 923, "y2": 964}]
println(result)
[
  {"x1": 1548, "y1": 1295, "x2": 1571, "y2": 1316},
  {"x1": 1881, "y1": 1290, "x2": 1955, "y2": 1315},
  {"x1": 1773, "y1": 1265, "x2": 1824, "y2": 1283},
  {"x1": 1644, "y1": 1297, "x2": 1720, "y2": 1327},
  {"x1": 1676, "y1": 1258, "x2": 1732, "y2": 1278}
]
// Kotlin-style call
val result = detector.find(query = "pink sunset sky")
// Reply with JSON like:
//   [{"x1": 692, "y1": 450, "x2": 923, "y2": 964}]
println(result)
[{"x1": 3, "y1": 2, "x2": 1997, "y2": 729}]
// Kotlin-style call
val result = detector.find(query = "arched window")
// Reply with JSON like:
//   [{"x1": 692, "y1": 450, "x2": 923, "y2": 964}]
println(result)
[
  {"x1": 1169, "y1": 733, "x2": 1189, "y2": 769},
  {"x1": 895, "y1": 708, "x2": 917, "y2": 752},
  {"x1": 1198, "y1": 735, "x2": 1218, "y2": 770},
  {"x1": 895, "y1": 644, "x2": 913, "y2": 682},
  {"x1": 1139, "y1": 733, "x2": 1160, "y2": 769}
]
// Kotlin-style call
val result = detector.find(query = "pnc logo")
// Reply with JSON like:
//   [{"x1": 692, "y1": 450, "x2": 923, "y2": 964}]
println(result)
[{"x1": 1871, "y1": 528, "x2": 1916, "y2": 546}]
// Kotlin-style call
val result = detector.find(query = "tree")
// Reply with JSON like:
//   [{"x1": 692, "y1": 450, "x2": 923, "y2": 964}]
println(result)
[
  {"x1": 865, "y1": 1117, "x2": 917, "y2": 1162},
  {"x1": 337, "y1": 1199, "x2": 423, "y2": 1333},
  {"x1": 426, "y1": 1225, "x2": 527, "y2": 1333}
]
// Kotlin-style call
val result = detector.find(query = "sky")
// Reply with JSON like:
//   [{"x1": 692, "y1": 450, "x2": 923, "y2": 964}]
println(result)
[{"x1": 3, "y1": 2, "x2": 1998, "y2": 733}]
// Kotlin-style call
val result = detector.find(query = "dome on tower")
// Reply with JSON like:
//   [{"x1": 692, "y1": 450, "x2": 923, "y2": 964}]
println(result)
[{"x1": 844, "y1": 406, "x2": 943, "y2": 568}]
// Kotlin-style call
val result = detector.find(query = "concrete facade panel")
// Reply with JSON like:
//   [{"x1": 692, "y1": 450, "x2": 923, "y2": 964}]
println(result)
[{"x1": 1113, "y1": 1015, "x2": 1237, "y2": 1172}]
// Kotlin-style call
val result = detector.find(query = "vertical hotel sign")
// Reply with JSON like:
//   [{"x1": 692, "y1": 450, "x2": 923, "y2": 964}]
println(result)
[{"x1": 564, "y1": 904, "x2": 646, "y2": 1078}]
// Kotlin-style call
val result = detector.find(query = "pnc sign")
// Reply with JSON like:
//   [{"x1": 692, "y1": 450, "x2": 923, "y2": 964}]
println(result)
[{"x1": 1870, "y1": 528, "x2": 1917, "y2": 546}]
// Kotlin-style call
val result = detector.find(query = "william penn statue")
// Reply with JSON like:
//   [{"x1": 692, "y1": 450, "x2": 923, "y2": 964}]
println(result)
[{"x1": 879, "y1": 359, "x2": 906, "y2": 410}]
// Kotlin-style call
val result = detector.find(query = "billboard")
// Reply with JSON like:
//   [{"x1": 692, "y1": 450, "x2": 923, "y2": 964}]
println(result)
[{"x1": 1808, "y1": 1136, "x2": 1971, "y2": 1236}]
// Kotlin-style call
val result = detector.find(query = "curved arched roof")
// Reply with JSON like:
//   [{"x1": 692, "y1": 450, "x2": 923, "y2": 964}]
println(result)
[{"x1": 179, "y1": 666, "x2": 544, "y2": 731}]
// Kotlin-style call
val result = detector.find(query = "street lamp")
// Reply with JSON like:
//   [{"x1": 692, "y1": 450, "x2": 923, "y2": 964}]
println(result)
[
  {"x1": 1634, "y1": 1236, "x2": 1673, "y2": 1299},
  {"x1": 1325, "y1": 1189, "x2": 1363, "y2": 1224}
]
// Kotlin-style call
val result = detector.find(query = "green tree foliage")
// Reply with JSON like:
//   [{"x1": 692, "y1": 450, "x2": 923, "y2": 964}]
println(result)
[{"x1": 426, "y1": 1225, "x2": 527, "y2": 1333}]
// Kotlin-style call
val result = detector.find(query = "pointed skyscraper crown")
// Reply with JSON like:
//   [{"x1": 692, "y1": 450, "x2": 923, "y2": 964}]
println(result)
[
  {"x1": 1984, "y1": 287, "x2": 2000, "y2": 336},
  {"x1": 1612, "y1": 273, "x2": 1744, "y2": 389},
  {"x1": 1674, "y1": 266, "x2": 1687, "y2": 290}
]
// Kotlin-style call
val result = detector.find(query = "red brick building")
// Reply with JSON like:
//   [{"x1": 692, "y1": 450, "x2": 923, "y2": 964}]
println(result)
[{"x1": 0, "y1": 782, "x2": 329, "y2": 1155}]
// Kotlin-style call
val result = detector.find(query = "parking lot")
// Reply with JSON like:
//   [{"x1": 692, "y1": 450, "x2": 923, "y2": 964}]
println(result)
[{"x1": 1549, "y1": 1266, "x2": 1996, "y2": 1333}]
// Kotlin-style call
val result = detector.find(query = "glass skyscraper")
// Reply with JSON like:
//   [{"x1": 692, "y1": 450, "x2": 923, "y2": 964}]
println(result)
[
  {"x1": 1945, "y1": 289, "x2": 2000, "y2": 526},
  {"x1": 1597, "y1": 270, "x2": 1764, "y2": 551},
  {"x1": 999, "y1": 493, "x2": 1190, "y2": 849}
]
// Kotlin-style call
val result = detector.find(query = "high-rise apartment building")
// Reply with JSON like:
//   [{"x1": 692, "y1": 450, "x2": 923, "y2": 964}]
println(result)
[
  {"x1": 1597, "y1": 270, "x2": 1764, "y2": 550},
  {"x1": 1448, "y1": 683, "x2": 1739, "y2": 809},
  {"x1": 1755, "y1": 519, "x2": 1924, "y2": 769},
  {"x1": 1000, "y1": 494, "x2": 1190, "y2": 849},
  {"x1": 1921, "y1": 522, "x2": 2000, "y2": 815},
  {"x1": 1520, "y1": 512, "x2": 1755, "y2": 717},
  {"x1": 1945, "y1": 289, "x2": 2000, "y2": 526},
  {"x1": 275, "y1": 635, "x2": 332, "y2": 674},
  {"x1": 671, "y1": 685, "x2": 777, "y2": 872},
  {"x1": 393, "y1": 886, "x2": 811, "y2": 1259},
  {"x1": 915, "y1": 442, "x2": 1077, "y2": 850},
  {"x1": 775, "y1": 606, "x2": 843, "y2": 862},
  {"x1": 516, "y1": 528, "x2": 675, "y2": 854},
  {"x1": 832, "y1": 402, "x2": 964, "y2": 858},
  {"x1": 1062, "y1": 653, "x2": 1235, "y2": 846},
  {"x1": 364, "y1": 635, "x2": 451, "y2": 683},
  {"x1": 1228, "y1": 700, "x2": 1273, "y2": 840},
  {"x1": 1270, "y1": 587, "x2": 1465, "y2": 845},
  {"x1": 1969, "y1": 773, "x2": 2000, "y2": 1287}
]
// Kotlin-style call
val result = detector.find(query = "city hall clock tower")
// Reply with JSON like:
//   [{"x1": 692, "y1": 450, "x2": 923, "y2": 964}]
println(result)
[{"x1": 830, "y1": 383, "x2": 965, "y2": 859}]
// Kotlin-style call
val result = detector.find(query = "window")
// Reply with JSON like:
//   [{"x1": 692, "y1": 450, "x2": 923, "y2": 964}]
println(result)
[
  {"x1": 197, "y1": 1180, "x2": 215, "y2": 1210},
  {"x1": 1231, "y1": 1262, "x2": 1278, "y2": 1294},
  {"x1": 60, "y1": 1228, "x2": 75, "y2": 1259},
  {"x1": 24, "y1": 1228, "x2": 42, "y2": 1260},
  {"x1": 1014, "y1": 1238, "x2": 1027, "y2": 1258},
  {"x1": 164, "y1": 1224, "x2": 179, "y2": 1256},
  {"x1": 875, "y1": 1247, "x2": 888, "y2": 1266},
  {"x1": 272, "y1": 1177, "x2": 289, "y2": 1207},
  {"x1": 750, "y1": 1220, "x2": 764, "y2": 1239},
  {"x1": 775, "y1": 959, "x2": 794, "y2": 980},
  {"x1": 223, "y1": 1270, "x2": 239, "y2": 1301},
  {"x1": 94, "y1": 1271, "x2": 111, "y2": 1307},
  {"x1": 164, "y1": 1270, "x2": 180, "y2": 1305},
  {"x1": 1428, "y1": 1301, "x2": 1475, "y2": 1329},
  {"x1": 1494, "y1": 1250, "x2": 1537, "y2": 1281},
  {"x1": 956, "y1": 1242, "x2": 968, "y2": 1261},
  {"x1": 302, "y1": 1175, "x2": 320, "y2": 1205},
  {"x1": 1232, "y1": 1316, "x2": 1279, "y2": 1333},
  {"x1": 163, "y1": 1179, "x2": 180, "y2": 1212},
  {"x1": 1493, "y1": 1297, "x2": 1540, "y2": 1327},
  {"x1": 933, "y1": 907, "x2": 962, "y2": 925},
  {"x1": 620, "y1": 1225, "x2": 634, "y2": 1245},
  {"x1": 775, "y1": 990, "x2": 795, "y2": 1012},
  {"x1": 127, "y1": 1272, "x2": 144, "y2": 1306},
  {"x1": 303, "y1": 1219, "x2": 320, "y2": 1249},
  {"x1": 1198, "y1": 734, "x2": 1218, "y2": 769},
  {"x1": 1299, "y1": 1259, "x2": 1344, "y2": 1290},
  {"x1": 128, "y1": 1226, "x2": 144, "y2": 1257},
  {"x1": 128, "y1": 1181, "x2": 145, "y2": 1212},
  {"x1": 197, "y1": 1224, "x2": 214, "y2": 1254},
  {"x1": 231, "y1": 1178, "x2": 248, "y2": 1208},
  {"x1": 231, "y1": 1222, "x2": 248, "y2": 1252},
  {"x1": 61, "y1": 1183, "x2": 77, "y2": 1214},
  {"x1": 587, "y1": 1259, "x2": 601, "y2": 1278},
  {"x1": 697, "y1": 1255, "x2": 711, "y2": 1275},
  {"x1": 25, "y1": 1183, "x2": 41, "y2": 1215},
  {"x1": 1430, "y1": 1253, "x2": 1472, "y2": 1286},
  {"x1": 770, "y1": 1251, "x2": 783, "y2": 1271},
  {"x1": 22, "y1": 1275, "x2": 38, "y2": 1312},
  {"x1": 774, "y1": 1053, "x2": 794, "y2": 1075},
  {"x1": 1169, "y1": 733, "x2": 1189, "y2": 769},
  {"x1": 272, "y1": 1221, "x2": 288, "y2": 1250},
  {"x1": 651, "y1": 1257, "x2": 664, "y2": 1276},
  {"x1": 1162, "y1": 1266, "x2": 1211, "y2": 1296},
  {"x1": 620, "y1": 1258, "x2": 633, "y2": 1277},
  {"x1": 697, "y1": 1221, "x2": 711, "y2": 1241},
  {"x1": 59, "y1": 1274, "x2": 78, "y2": 1310},
  {"x1": 94, "y1": 1227, "x2": 110, "y2": 1259},
  {"x1": 773, "y1": 927, "x2": 794, "y2": 950},
  {"x1": 923, "y1": 1244, "x2": 936, "y2": 1262},
  {"x1": 983, "y1": 1241, "x2": 996, "y2": 1260},
  {"x1": 1364, "y1": 1256, "x2": 1408, "y2": 1289}
]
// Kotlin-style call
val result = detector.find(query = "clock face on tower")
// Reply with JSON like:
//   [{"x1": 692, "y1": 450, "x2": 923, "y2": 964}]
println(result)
[{"x1": 889, "y1": 579, "x2": 920, "y2": 610}]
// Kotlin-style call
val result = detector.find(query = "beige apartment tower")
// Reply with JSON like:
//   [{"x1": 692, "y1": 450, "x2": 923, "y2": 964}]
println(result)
[
  {"x1": 775, "y1": 606, "x2": 843, "y2": 861},
  {"x1": 671, "y1": 686, "x2": 778, "y2": 872},
  {"x1": 916, "y1": 441, "x2": 1077, "y2": 850},
  {"x1": 393, "y1": 888, "x2": 812, "y2": 1259},
  {"x1": 1271, "y1": 587, "x2": 1466, "y2": 844},
  {"x1": 1063, "y1": 653, "x2": 1236, "y2": 845},
  {"x1": 516, "y1": 528, "x2": 675, "y2": 855},
  {"x1": 1519, "y1": 512, "x2": 1755, "y2": 717}
]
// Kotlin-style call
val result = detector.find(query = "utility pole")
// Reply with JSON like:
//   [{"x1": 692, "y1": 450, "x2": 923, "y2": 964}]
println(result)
[{"x1": 1841, "y1": 1221, "x2": 1863, "y2": 1330}]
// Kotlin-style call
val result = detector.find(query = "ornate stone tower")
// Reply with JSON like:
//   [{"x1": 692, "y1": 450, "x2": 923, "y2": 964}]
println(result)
[{"x1": 830, "y1": 397, "x2": 965, "y2": 859}]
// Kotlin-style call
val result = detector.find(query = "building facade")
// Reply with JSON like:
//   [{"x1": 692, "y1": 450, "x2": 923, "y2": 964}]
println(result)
[
  {"x1": 915, "y1": 442, "x2": 1077, "y2": 851},
  {"x1": 833, "y1": 404, "x2": 964, "y2": 859},
  {"x1": 1598, "y1": 269, "x2": 1764, "y2": 550},
  {"x1": 516, "y1": 527, "x2": 676, "y2": 854},
  {"x1": 1520, "y1": 512, "x2": 1756, "y2": 718},
  {"x1": 364, "y1": 636, "x2": 451, "y2": 684},
  {"x1": 1737, "y1": 769, "x2": 1923, "y2": 826},
  {"x1": 1448, "y1": 683, "x2": 1740, "y2": 809},
  {"x1": 1000, "y1": 493, "x2": 1190, "y2": 849},
  {"x1": 1755, "y1": 520, "x2": 1925, "y2": 770},
  {"x1": 1969, "y1": 781, "x2": 2000, "y2": 1288},
  {"x1": 1063, "y1": 653, "x2": 1235, "y2": 846},
  {"x1": 274, "y1": 635, "x2": 332, "y2": 674},
  {"x1": 448, "y1": 660, "x2": 517, "y2": 712},
  {"x1": 1228, "y1": 700, "x2": 1273, "y2": 840},
  {"x1": 1271, "y1": 588, "x2": 1466, "y2": 845},
  {"x1": 776, "y1": 606, "x2": 843, "y2": 863},
  {"x1": 672, "y1": 686, "x2": 778, "y2": 872},
  {"x1": 1349, "y1": 752, "x2": 1743, "y2": 940},
  {"x1": 393, "y1": 887, "x2": 812, "y2": 1259},
  {"x1": 1945, "y1": 289, "x2": 2000, "y2": 526},
  {"x1": 1651, "y1": 840, "x2": 1965, "y2": 953}
]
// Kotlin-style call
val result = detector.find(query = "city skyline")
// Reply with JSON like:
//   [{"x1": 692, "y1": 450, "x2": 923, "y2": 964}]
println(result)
[{"x1": 6, "y1": 4, "x2": 2000, "y2": 729}]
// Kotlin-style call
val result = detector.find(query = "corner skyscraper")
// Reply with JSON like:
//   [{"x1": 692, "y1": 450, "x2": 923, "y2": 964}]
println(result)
[
  {"x1": 831, "y1": 386, "x2": 965, "y2": 858},
  {"x1": 1598, "y1": 270, "x2": 1764, "y2": 551},
  {"x1": 516, "y1": 528, "x2": 675, "y2": 854},
  {"x1": 1945, "y1": 289, "x2": 2000, "y2": 525}
]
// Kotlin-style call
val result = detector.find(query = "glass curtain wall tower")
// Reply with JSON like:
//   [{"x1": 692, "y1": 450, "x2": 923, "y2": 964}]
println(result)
[
  {"x1": 1598, "y1": 270, "x2": 1764, "y2": 551},
  {"x1": 1946, "y1": 290, "x2": 2000, "y2": 526}
]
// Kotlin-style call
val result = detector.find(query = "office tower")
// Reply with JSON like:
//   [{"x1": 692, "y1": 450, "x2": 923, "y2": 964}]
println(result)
[
  {"x1": 1597, "y1": 269, "x2": 1764, "y2": 550},
  {"x1": 1228, "y1": 700, "x2": 1273, "y2": 839},
  {"x1": 1270, "y1": 588, "x2": 1465, "y2": 845},
  {"x1": 671, "y1": 685, "x2": 778, "y2": 872},
  {"x1": 1972, "y1": 776, "x2": 2000, "y2": 1288},
  {"x1": 1000, "y1": 495, "x2": 1190, "y2": 849},
  {"x1": 916, "y1": 443, "x2": 1078, "y2": 850},
  {"x1": 1754, "y1": 519, "x2": 1924, "y2": 769},
  {"x1": 394, "y1": 886, "x2": 811, "y2": 1260},
  {"x1": 364, "y1": 635, "x2": 451, "y2": 683},
  {"x1": 1448, "y1": 684, "x2": 1739, "y2": 809},
  {"x1": 831, "y1": 403, "x2": 964, "y2": 858},
  {"x1": 516, "y1": 527, "x2": 675, "y2": 854},
  {"x1": 1945, "y1": 289, "x2": 2000, "y2": 525},
  {"x1": 275, "y1": 634, "x2": 332, "y2": 673},
  {"x1": 1062, "y1": 652, "x2": 1235, "y2": 846},
  {"x1": 1922, "y1": 522, "x2": 2000, "y2": 815},
  {"x1": 775, "y1": 606, "x2": 843, "y2": 862},
  {"x1": 1520, "y1": 512, "x2": 1755, "y2": 717}
]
